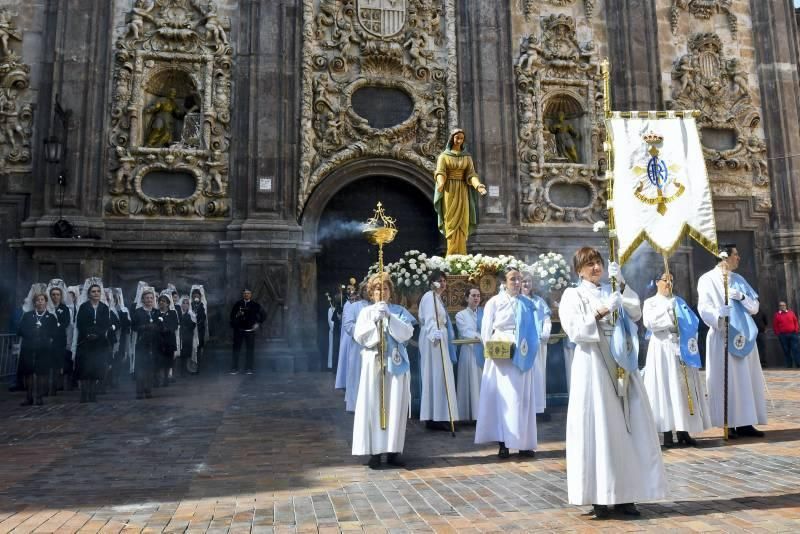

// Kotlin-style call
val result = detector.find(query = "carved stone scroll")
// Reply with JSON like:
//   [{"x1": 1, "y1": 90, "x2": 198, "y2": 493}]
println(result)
[
  {"x1": 515, "y1": 14, "x2": 606, "y2": 225},
  {"x1": 522, "y1": 0, "x2": 595, "y2": 21},
  {"x1": 670, "y1": 32, "x2": 769, "y2": 206},
  {"x1": 105, "y1": 0, "x2": 233, "y2": 218},
  {"x1": 299, "y1": 0, "x2": 458, "y2": 216},
  {"x1": 670, "y1": 1, "x2": 737, "y2": 36}
]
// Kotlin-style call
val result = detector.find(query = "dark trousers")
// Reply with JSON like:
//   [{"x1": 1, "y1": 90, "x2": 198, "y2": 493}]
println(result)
[
  {"x1": 778, "y1": 333, "x2": 800, "y2": 368},
  {"x1": 232, "y1": 330, "x2": 255, "y2": 370}
]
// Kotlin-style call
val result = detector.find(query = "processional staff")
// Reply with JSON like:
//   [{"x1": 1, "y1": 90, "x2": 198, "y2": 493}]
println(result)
[{"x1": 362, "y1": 202, "x2": 397, "y2": 431}]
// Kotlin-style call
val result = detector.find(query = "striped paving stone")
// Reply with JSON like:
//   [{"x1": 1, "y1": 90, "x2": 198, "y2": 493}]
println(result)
[{"x1": 0, "y1": 363, "x2": 799, "y2": 532}]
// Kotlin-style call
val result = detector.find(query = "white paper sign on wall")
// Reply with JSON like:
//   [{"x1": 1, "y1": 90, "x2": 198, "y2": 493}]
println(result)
[
  {"x1": 488, "y1": 185, "x2": 500, "y2": 197},
  {"x1": 258, "y1": 177, "x2": 273, "y2": 192}
]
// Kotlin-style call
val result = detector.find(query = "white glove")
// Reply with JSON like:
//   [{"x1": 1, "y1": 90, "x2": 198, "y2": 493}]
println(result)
[
  {"x1": 604, "y1": 291, "x2": 623, "y2": 313},
  {"x1": 111, "y1": 325, "x2": 116, "y2": 331},
  {"x1": 718, "y1": 304, "x2": 732, "y2": 318},
  {"x1": 429, "y1": 329, "x2": 444, "y2": 344},
  {"x1": 373, "y1": 302, "x2": 389, "y2": 321},
  {"x1": 728, "y1": 289, "x2": 744, "y2": 302},
  {"x1": 608, "y1": 261, "x2": 625, "y2": 285},
  {"x1": 158, "y1": 316, "x2": 164, "y2": 322}
]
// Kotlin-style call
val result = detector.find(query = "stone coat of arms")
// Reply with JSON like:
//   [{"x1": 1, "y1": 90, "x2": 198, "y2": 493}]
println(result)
[{"x1": 357, "y1": 0, "x2": 406, "y2": 38}]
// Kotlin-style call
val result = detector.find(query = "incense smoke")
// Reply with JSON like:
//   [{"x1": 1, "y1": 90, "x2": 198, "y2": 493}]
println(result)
[{"x1": 317, "y1": 219, "x2": 367, "y2": 242}]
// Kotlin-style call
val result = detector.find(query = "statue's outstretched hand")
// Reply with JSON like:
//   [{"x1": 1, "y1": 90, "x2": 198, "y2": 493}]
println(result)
[{"x1": 476, "y1": 184, "x2": 488, "y2": 196}]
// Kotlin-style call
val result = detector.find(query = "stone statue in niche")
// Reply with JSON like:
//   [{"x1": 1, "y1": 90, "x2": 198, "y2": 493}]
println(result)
[
  {"x1": 547, "y1": 112, "x2": 580, "y2": 163},
  {"x1": 144, "y1": 88, "x2": 185, "y2": 147}
]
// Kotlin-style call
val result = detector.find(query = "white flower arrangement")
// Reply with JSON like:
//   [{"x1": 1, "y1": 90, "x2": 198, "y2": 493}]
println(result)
[
  {"x1": 530, "y1": 251, "x2": 571, "y2": 292},
  {"x1": 367, "y1": 251, "x2": 535, "y2": 295}
]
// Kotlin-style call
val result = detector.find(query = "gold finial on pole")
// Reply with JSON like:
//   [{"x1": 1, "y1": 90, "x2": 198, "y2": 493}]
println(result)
[{"x1": 363, "y1": 202, "x2": 398, "y2": 431}]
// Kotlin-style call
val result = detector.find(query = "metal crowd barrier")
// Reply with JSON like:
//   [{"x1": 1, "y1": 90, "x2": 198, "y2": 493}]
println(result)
[{"x1": 0, "y1": 334, "x2": 19, "y2": 378}]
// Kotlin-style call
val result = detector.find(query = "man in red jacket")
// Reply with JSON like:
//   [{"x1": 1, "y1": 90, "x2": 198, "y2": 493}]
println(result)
[{"x1": 773, "y1": 301, "x2": 800, "y2": 368}]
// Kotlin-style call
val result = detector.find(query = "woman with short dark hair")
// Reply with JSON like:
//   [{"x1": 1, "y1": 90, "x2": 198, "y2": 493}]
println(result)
[{"x1": 559, "y1": 247, "x2": 666, "y2": 518}]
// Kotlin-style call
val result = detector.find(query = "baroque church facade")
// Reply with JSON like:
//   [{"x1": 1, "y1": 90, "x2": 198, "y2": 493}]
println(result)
[{"x1": 0, "y1": 0, "x2": 798, "y2": 369}]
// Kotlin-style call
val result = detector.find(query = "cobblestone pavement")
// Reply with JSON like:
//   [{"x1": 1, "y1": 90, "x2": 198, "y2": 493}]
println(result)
[{"x1": 1, "y1": 366, "x2": 799, "y2": 533}]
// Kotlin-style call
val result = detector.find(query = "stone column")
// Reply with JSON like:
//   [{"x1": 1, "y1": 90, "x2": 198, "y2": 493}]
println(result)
[
  {"x1": 750, "y1": 0, "x2": 800, "y2": 310},
  {"x1": 456, "y1": 0, "x2": 518, "y2": 237},
  {"x1": 603, "y1": 0, "x2": 663, "y2": 110}
]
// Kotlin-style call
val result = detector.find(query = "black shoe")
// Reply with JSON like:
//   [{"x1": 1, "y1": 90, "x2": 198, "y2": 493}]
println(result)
[
  {"x1": 592, "y1": 504, "x2": 610, "y2": 519},
  {"x1": 145, "y1": 392, "x2": 153, "y2": 399},
  {"x1": 518, "y1": 450, "x2": 535, "y2": 458},
  {"x1": 245, "y1": 369, "x2": 254, "y2": 375},
  {"x1": 136, "y1": 394, "x2": 143, "y2": 400},
  {"x1": 20, "y1": 399, "x2": 33, "y2": 406},
  {"x1": 736, "y1": 425, "x2": 765, "y2": 437},
  {"x1": 367, "y1": 454, "x2": 382, "y2": 469},
  {"x1": 662, "y1": 431, "x2": 674, "y2": 448},
  {"x1": 726, "y1": 427, "x2": 738, "y2": 440},
  {"x1": 676, "y1": 431, "x2": 697, "y2": 446},
  {"x1": 498, "y1": 442, "x2": 510, "y2": 459},
  {"x1": 35, "y1": 398, "x2": 43, "y2": 406},
  {"x1": 618, "y1": 502, "x2": 641, "y2": 516},
  {"x1": 386, "y1": 453, "x2": 405, "y2": 467},
  {"x1": 229, "y1": 369, "x2": 239, "y2": 375}
]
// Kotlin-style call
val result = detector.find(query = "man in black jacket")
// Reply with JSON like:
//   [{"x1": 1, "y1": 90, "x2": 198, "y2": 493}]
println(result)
[{"x1": 229, "y1": 288, "x2": 265, "y2": 374}]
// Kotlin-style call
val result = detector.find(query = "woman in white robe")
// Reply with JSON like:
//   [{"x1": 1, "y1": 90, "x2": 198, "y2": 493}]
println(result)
[
  {"x1": 344, "y1": 285, "x2": 370, "y2": 412},
  {"x1": 697, "y1": 244, "x2": 767, "y2": 438},
  {"x1": 560, "y1": 247, "x2": 666, "y2": 518},
  {"x1": 418, "y1": 270, "x2": 459, "y2": 428},
  {"x1": 474, "y1": 267, "x2": 539, "y2": 458},
  {"x1": 642, "y1": 272, "x2": 711, "y2": 446},
  {"x1": 334, "y1": 301, "x2": 350, "y2": 390},
  {"x1": 455, "y1": 286, "x2": 483, "y2": 421},
  {"x1": 352, "y1": 273, "x2": 415, "y2": 469},
  {"x1": 522, "y1": 273, "x2": 552, "y2": 413}
]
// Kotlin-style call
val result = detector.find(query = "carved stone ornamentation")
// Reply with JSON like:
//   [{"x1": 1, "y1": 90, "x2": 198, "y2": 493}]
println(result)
[
  {"x1": 523, "y1": 0, "x2": 595, "y2": 21},
  {"x1": 670, "y1": 1, "x2": 737, "y2": 36},
  {"x1": 105, "y1": 0, "x2": 233, "y2": 218},
  {"x1": 514, "y1": 14, "x2": 606, "y2": 225},
  {"x1": 299, "y1": 0, "x2": 458, "y2": 215},
  {"x1": 670, "y1": 32, "x2": 769, "y2": 204},
  {"x1": 0, "y1": 9, "x2": 33, "y2": 173}
]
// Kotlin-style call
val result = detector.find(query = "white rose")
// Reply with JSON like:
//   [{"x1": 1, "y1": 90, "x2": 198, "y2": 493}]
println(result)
[
  {"x1": 412, "y1": 274, "x2": 419, "y2": 279},
  {"x1": 419, "y1": 264, "x2": 426, "y2": 271},
  {"x1": 419, "y1": 253, "x2": 427, "y2": 259},
  {"x1": 548, "y1": 267, "x2": 556, "y2": 274},
  {"x1": 405, "y1": 279, "x2": 412, "y2": 287},
  {"x1": 414, "y1": 280, "x2": 421, "y2": 286},
  {"x1": 548, "y1": 278, "x2": 556, "y2": 285}
]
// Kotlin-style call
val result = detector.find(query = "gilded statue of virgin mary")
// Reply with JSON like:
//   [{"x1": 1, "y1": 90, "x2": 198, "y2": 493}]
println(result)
[{"x1": 433, "y1": 129, "x2": 487, "y2": 256}]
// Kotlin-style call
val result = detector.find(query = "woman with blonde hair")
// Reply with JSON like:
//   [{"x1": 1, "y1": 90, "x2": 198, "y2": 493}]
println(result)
[{"x1": 352, "y1": 272, "x2": 416, "y2": 469}]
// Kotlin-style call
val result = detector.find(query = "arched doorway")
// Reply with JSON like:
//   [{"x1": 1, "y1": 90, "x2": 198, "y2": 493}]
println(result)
[{"x1": 302, "y1": 159, "x2": 441, "y2": 369}]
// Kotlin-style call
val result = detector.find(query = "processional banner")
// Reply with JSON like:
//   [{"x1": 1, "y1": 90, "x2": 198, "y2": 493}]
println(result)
[{"x1": 607, "y1": 113, "x2": 718, "y2": 264}]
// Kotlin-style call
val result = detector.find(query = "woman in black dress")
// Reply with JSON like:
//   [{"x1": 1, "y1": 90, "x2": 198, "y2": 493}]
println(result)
[
  {"x1": 74, "y1": 280, "x2": 113, "y2": 403},
  {"x1": 46, "y1": 279, "x2": 72, "y2": 396},
  {"x1": 156, "y1": 292, "x2": 179, "y2": 387},
  {"x1": 132, "y1": 287, "x2": 159, "y2": 399},
  {"x1": 17, "y1": 292, "x2": 58, "y2": 405}
]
